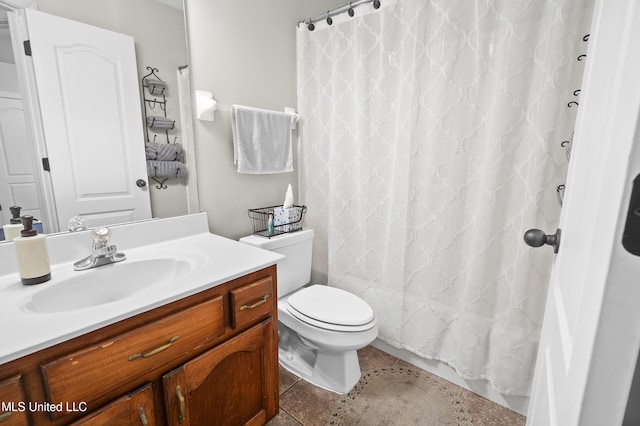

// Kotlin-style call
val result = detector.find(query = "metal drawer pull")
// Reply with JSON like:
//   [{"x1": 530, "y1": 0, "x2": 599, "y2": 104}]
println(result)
[
  {"x1": 176, "y1": 385, "x2": 186, "y2": 424},
  {"x1": 240, "y1": 295, "x2": 270, "y2": 311},
  {"x1": 0, "y1": 412, "x2": 12, "y2": 423},
  {"x1": 137, "y1": 407, "x2": 148, "y2": 425},
  {"x1": 128, "y1": 335, "x2": 180, "y2": 361}
]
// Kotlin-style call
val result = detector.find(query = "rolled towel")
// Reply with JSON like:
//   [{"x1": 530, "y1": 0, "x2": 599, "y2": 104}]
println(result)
[
  {"x1": 144, "y1": 79, "x2": 167, "y2": 95},
  {"x1": 147, "y1": 116, "x2": 175, "y2": 129},
  {"x1": 146, "y1": 160, "x2": 188, "y2": 178},
  {"x1": 145, "y1": 142, "x2": 184, "y2": 162},
  {"x1": 144, "y1": 78, "x2": 166, "y2": 88}
]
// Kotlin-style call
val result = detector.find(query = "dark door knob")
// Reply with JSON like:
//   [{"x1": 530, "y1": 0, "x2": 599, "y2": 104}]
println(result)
[
  {"x1": 136, "y1": 179, "x2": 147, "y2": 188},
  {"x1": 524, "y1": 228, "x2": 561, "y2": 253}
]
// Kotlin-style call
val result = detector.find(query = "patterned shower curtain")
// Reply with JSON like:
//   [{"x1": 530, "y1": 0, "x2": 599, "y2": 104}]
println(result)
[{"x1": 296, "y1": 0, "x2": 593, "y2": 395}]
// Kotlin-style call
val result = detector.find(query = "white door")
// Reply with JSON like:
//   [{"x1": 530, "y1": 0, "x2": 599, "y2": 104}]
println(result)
[
  {"x1": 526, "y1": 0, "x2": 640, "y2": 425},
  {"x1": 0, "y1": 93, "x2": 41, "y2": 224},
  {"x1": 24, "y1": 8, "x2": 151, "y2": 230}
]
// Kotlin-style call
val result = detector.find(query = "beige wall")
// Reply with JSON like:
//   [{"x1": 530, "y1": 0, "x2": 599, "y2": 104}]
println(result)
[
  {"x1": 36, "y1": 0, "x2": 190, "y2": 219},
  {"x1": 184, "y1": 0, "x2": 345, "y2": 239}
]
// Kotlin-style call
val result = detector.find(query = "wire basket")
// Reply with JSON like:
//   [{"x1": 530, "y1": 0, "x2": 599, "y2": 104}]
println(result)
[{"x1": 248, "y1": 205, "x2": 307, "y2": 238}]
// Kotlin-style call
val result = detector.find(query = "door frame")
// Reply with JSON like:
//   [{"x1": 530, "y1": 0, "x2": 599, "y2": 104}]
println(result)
[{"x1": 3, "y1": 1, "x2": 57, "y2": 232}]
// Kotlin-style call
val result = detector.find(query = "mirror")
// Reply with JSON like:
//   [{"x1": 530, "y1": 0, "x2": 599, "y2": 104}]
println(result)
[{"x1": 0, "y1": 0, "x2": 193, "y2": 241}]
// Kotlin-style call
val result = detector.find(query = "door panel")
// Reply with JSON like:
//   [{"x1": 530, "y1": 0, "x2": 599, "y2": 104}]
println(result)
[{"x1": 24, "y1": 8, "x2": 151, "y2": 230}]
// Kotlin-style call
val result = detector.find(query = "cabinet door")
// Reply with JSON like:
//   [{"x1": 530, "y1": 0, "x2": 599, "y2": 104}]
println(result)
[
  {"x1": 70, "y1": 383, "x2": 155, "y2": 426},
  {"x1": 163, "y1": 319, "x2": 278, "y2": 426},
  {"x1": 0, "y1": 375, "x2": 29, "y2": 426}
]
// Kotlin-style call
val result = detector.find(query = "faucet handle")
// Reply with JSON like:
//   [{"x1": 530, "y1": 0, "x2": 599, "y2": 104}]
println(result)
[
  {"x1": 68, "y1": 215, "x2": 87, "y2": 232},
  {"x1": 91, "y1": 227, "x2": 111, "y2": 250}
]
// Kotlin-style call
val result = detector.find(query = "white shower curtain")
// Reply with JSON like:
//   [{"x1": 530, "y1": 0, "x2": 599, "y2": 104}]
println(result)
[{"x1": 297, "y1": 0, "x2": 593, "y2": 395}]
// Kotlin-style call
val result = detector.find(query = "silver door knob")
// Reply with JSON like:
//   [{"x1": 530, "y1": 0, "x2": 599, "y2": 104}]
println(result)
[
  {"x1": 136, "y1": 179, "x2": 147, "y2": 188},
  {"x1": 524, "y1": 228, "x2": 561, "y2": 253}
]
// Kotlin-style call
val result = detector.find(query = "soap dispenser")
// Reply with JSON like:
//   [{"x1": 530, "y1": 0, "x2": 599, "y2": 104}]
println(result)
[
  {"x1": 3, "y1": 206, "x2": 23, "y2": 241},
  {"x1": 13, "y1": 215, "x2": 51, "y2": 285}
]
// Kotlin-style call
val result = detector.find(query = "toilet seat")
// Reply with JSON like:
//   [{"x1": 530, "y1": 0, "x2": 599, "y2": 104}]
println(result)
[{"x1": 286, "y1": 285, "x2": 375, "y2": 332}]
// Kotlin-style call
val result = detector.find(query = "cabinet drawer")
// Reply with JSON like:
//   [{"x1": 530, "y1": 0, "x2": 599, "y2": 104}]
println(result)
[
  {"x1": 70, "y1": 383, "x2": 155, "y2": 426},
  {"x1": 41, "y1": 296, "x2": 224, "y2": 420},
  {"x1": 230, "y1": 277, "x2": 274, "y2": 329},
  {"x1": 0, "y1": 375, "x2": 29, "y2": 426}
]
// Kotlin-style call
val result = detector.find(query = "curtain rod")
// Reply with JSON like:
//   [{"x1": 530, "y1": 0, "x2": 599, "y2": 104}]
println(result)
[{"x1": 300, "y1": 0, "x2": 381, "y2": 31}]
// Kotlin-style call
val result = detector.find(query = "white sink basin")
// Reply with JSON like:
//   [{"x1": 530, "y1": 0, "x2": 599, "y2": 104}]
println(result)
[{"x1": 24, "y1": 258, "x2": 192, "y2": 313}]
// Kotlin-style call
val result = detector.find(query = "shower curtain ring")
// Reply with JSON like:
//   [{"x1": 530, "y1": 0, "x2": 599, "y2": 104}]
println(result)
[
  {"x1": 348, "y1": 3, "x2": 355, "y2": 17},
  {"x1": 326, "y1": 11, "x2": 333, "y2": 25},
  {"x1": 307, "y1": 20, "x2": 315, "y2": 31},
  {"x1": 373, "y1": 0, "x2": 381, "y2": 9}
]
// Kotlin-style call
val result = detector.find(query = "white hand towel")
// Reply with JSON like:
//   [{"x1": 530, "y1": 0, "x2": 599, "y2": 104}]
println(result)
[{"x1": 231, "y1": 104, "x2": 295, "y2": 174}]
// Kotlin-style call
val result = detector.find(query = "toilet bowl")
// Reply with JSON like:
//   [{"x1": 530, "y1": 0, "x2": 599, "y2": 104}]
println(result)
[
  {"x1": 239, "y1": 230, "x2": 378, "y2": 394},
  {"x1": 278, "y1": 284, "x2": 378, "y2": 393}
]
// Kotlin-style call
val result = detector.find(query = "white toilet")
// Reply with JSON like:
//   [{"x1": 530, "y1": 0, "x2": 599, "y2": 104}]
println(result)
[{"x1": 239, "y1": 229, "x2": 378, "y2": 394}]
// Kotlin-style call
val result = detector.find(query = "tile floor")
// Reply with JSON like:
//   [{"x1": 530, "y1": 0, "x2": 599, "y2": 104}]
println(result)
[{"x1": 267, "y1": 345, "x2": 526, "y2": 426}]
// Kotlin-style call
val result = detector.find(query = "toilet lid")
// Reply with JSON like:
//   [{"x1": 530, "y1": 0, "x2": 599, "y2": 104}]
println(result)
[{"x1": 287, "y1": 285, "x2": 374, "y2": 327}]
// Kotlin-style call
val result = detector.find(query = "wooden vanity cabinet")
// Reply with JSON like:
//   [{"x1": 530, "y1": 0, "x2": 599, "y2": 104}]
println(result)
[{"x1": 0, "y1": 265, "x2": 278, "y2": 425}]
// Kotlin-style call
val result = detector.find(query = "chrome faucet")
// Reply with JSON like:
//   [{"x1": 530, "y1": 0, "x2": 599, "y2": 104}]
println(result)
[{"x1": 73, "y1": 227, "x2": 126, "y2": 271}]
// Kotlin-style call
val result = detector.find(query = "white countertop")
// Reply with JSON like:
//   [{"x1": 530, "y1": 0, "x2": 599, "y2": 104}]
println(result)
[{"x1": 0, "y1": 213, "x2": 283, "y2": 364}]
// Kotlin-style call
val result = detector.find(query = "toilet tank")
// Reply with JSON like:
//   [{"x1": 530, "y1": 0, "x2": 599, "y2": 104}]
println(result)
[{"x1": 239, "y1": 229, "x2": 314, "y2": 298}]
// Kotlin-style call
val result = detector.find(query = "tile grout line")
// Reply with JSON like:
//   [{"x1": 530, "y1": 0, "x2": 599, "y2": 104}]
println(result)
[
  {"x1": 280, "y1": 406, "x2": 305, "y2": 425},
  {"x1": 279, "y1": 378, "x2": 301, "y2": 397}
]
